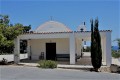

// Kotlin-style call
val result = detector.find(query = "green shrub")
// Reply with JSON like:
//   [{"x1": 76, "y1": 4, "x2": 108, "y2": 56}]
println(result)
[
  {"x1": 83, "y1": 46, "x2": 91, "y2": 52},
  {"x1": 112, "y1": 50, "x2": 120, "y2": 58},
  {"x1": 38, "y1": 60, "x2": 57, "y2": 69},
  {"x1": 0, "y1": 58, "x2": 8, "y2": 65}
]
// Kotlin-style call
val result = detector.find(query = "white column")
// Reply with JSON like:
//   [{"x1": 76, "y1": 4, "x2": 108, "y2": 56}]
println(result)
[
  {"x1": 101, "y1": 38, "x2": 105, "y2": 62},
  {"x1": 27, "y1": 40, "x2": 31, "y2": 59},
  {"x1": 14, "y1": 38, "x2": 20, "y2": 64},
  {"x1": 69, "y1": 33, "x2": 75, "y2": 64},
  {"x1": 75, "y1": 38, "x2": 78, "y2": 55},
  {"x1": 77, "y1": 38, "x2": 82, "y2": 56},
  {"x1": 79, "y1": 40, "x2": 82, "y2": 56},
  {"x1": 105, "y1": 32, "x2": 112, "y2": 66}
]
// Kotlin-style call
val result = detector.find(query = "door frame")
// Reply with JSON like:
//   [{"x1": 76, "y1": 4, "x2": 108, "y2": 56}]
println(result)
[{"x1": 46, "y1": 43, "x2": 56, "y2": 60}]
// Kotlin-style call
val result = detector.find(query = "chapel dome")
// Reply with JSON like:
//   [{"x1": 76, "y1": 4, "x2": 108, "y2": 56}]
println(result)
[{"x1": 35, "y1": 21, "x2": 72, "y2": 33}]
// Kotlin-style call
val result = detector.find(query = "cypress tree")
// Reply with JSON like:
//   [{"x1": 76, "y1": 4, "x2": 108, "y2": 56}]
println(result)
[
  {"x1": 91, "y1": 18, "x2": 102, "y2": 71},
  {"x1": 91, "y1": 19, "x2": 94, "y2": 67}
]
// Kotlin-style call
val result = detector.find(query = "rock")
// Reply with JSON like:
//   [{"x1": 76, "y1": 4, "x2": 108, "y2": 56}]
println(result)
[
  {"x1": 110, "y1": 64, "x2": 119, "y2": 73},
  {"x1": 99, "y1": 67, "x2": 111, "y2": 73}
]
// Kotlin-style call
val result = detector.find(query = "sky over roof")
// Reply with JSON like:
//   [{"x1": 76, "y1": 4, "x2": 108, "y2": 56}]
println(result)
[{"x1": 0, "y1": 0, "x2": 120, "y2": 46}]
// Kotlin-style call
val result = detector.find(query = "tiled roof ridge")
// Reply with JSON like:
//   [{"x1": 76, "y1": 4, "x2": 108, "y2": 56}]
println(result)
[{"x1": 22, "y1": 30, "x2": 112, "y2": 34}]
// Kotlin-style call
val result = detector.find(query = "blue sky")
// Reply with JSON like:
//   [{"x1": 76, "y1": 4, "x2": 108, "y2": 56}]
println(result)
[{"x1": 0, "y1": 0, "x2": 120, "y2": 46}]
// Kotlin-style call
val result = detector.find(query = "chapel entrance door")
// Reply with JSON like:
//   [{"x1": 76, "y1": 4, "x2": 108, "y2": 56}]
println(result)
[{"x1": 46, "y1": 43, "x2": 56, "y2": 60}]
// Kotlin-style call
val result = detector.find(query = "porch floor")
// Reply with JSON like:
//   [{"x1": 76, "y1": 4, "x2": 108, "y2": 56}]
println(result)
[
  {"x1": 20, "y1": 55, "x2": 92, "y2": 65},
  {"x1": 20, "y1": 53, "x2": 107, "y2": 67}
]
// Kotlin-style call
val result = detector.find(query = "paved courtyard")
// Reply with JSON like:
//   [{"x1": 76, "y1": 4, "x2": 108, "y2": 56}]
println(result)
[{"x1": 0, "y1": 66, "x2": 120, "y2": 80}]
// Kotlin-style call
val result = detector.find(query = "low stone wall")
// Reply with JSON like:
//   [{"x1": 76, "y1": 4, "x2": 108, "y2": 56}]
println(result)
[{"x1": 0, "y1": 54, "x2": 28, "y2": 62}]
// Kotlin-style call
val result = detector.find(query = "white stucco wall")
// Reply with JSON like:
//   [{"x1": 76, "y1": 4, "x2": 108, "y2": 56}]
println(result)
[
  {"x1": 30, "y1": 38, "x2": 69, "y2": 60},
  {"x1": 76, "y1": 38, "x2": 82, "y2": 56},
  {"x1": 0, "y1": 54, "x2": 28, "y2": 62}
]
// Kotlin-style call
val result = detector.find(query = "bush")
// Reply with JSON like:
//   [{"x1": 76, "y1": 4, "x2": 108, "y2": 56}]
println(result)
[
  {"x1": 38, "y1": 60, "x2": 57, "y2": 69},
  {"x1": 112, "y1": 50, "x2": 120, "y2": 58},
  {"x1": 0, "y1": 58, "x2": 8, "y2": 65},
  {"x1": 83, "y1": 46, "x2": 91, "y2": 52}
]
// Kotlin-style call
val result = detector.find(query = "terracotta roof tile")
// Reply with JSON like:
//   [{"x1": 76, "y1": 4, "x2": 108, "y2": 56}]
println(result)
[{"x1": 22, "y1": 30, "x2": 111, "y2": 34}]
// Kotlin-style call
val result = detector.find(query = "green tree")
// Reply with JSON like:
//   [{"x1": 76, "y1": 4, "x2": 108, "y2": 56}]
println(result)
[
  {"x1": 91, "y1": 18, "x2": 102, "y2": 71},
  {"x1": 0, "y1": 23, "x2": 23, "y2": 53},
  {"x1": 114, "y1": 38, "x2": 120, "y2": 49},
  {"x1": 91, "y1": 19, "x2": 94, "y2": 68},
  {"x1": 0, "y1": 14, "x2": 31, "y2": 54},
  {"x1": 23, "y1": 25, "x2": 31, "y2": 33},
  {"x1": 0, "y1": 15, "x2": 9, "y2": 26}
]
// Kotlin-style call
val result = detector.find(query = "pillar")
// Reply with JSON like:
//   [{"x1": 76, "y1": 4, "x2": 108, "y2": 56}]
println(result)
[
  {"x1": 76, "y1": 38, "x2": 82, "y2": 56},
  {"x1": 105, "y1": 32, "x2": 112, "y2": 66},
  {"x1": 27, "y1": 40, "x2": 31, "y2": 60},
  {"x1": 69, "y1": 33, "x2": 75, "y2": 64},
  {"x1": 14, "y1": 38, "x2": 20, "y2": 64},
  {"x1": 101, "y1": 38, "x2": 105, "y2": 62}
]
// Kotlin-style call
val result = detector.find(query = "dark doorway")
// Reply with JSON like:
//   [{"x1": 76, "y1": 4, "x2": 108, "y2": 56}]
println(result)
[{"x1": 46, "y1": 43, "x2": 56, "y2": 60}]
